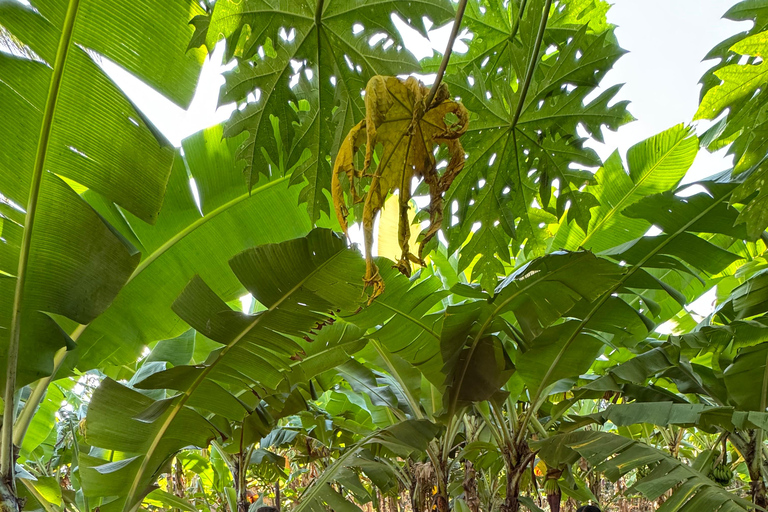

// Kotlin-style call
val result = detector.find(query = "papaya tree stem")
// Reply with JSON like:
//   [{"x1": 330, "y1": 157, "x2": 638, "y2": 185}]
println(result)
[
  {"x1": 424, "y1": 0, "x2": 469, "y2": 109},
  {"x1": 511, "y1": 0, "x2": 553, "y2": 129}
]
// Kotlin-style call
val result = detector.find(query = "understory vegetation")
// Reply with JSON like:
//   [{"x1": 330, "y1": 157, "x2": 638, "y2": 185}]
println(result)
[{"x1": 4, "y1": 1, "x2": 768, "y2": 512}]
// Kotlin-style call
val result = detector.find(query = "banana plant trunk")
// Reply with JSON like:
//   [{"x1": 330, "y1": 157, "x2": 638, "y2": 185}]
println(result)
[
  {"x1": 500, "y1": 443, "x2": 534, "y2": 512},
  {"x1": 436, "y1": 454, "x2": 450, "y2": 512},
  {"x1": 0, "y1": 477, "x2": 21, "y2": 512},
  {"x1": 0, "y1": 439, "x2": 21, "y2": 512},
  {"x1": 275, "y1": 481, "x2": 281, "y2": 512},
  {"x1": 746, "y1": 430, "x2": 768, "y2": 508},
  {"x1": 232, "y1": 456, "x2": 248, "y2": 512},
  {"x1": 173, "y1": 458, "x2": 185, "y2": 498},
  {"x1": 462, "y1": 460, "x2": 479, "y2": 512}
]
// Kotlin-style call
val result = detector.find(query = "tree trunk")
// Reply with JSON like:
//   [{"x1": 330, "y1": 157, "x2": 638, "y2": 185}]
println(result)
[
  {"x1": 435, "y1": 454, "x2": 449, "y2": 512},
  {"x1": 406, "y1": 460, "x2": 420, "y2": 512},
  {"x1": 746, "y1": 430, "x2": 768, "y2": 508},
  {"x1": 173, "y1": 458, "x2": 185, "y2": 498},
  {"x1": 275, "y1": 481, "x2": 281, "y2": 512},
  {"x1": 500, "y1": 443, "x2": 534, "y2": 512},
  {"x1": 462, "y1": 460, "x2": 479, "y2": 512},
  {"x1": 232, "y1": 457, "x2": 248, "y2": 512},
  {"x1": 434, "y1": 495, "x2": 449, "y2": 512},
  {"x1": 0, "y1": 448, "x2": 21, "y2": 512},
  {"x1": 0, "y1": 479, "x2": 20, "y2": 512},
  {"x1": 582, "y1": 458, "x2": 601, "y2": 500}
]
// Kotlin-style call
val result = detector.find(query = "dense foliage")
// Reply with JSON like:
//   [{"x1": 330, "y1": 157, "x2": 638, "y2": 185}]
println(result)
[{"x1": 3, "y1": 1, "x2": 768, "y2": 512}]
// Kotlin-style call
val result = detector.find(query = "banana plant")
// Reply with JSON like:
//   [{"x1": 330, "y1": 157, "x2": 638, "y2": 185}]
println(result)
[
  {"x1": 317, "y1": 119, "x2": 750, "y2": 511},
  {"x1": 535, "y1": 430, "x2": 759, "y2": 511},
  {"x1": 664, "y1": 270, "x2": 768, "y2": 507},
  {"x1": 81, "y1": 230, "x2": 444, "y2": 512},
  {"x1": 330, "y1": 269, "x2": 465, "y2": 512},
  {"x1": 543, "y1": 264, "x2": 768, "y2": 507},
  {"x1": 0, "y1": 1, "x2": 210, "y2": 510},
  {"x1": 438, "y1": 121, "x2": 745, "y2": 512}
]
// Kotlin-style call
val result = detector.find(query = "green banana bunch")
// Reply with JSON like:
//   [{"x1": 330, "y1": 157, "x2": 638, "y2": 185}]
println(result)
[
  {"x1": 544, "y1": 478, "x2": 559, "y2": 496},
  {"x1": 709, "y1": 463, "x2": 733, "y2": 486},
  {"x1": 636, "y1": 465, "x2": 651, "y2": 479}
]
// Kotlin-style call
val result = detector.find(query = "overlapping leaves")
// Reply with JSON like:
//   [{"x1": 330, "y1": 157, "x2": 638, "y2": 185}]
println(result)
[
  {"x1": 84, "y1": 229, "x2": 366, "y2": 511},
  {"x1": 0, "y1": 0, "x2": 205, "y2": 388},
  {"x1": 536, "y1": 431, "x2": 757, "y2": 511},
  {"x1": 697, "y1": 1, "x2": 768, "y2": 238},
  {"x1": 438, "y1": 0, "x2": 632, "y2": 289},
  {"x1": 200, "y1": 0, "x2": 454, "y2": 221},
  {"x1": 71, "y1": 125, "x2": 313, "y2": 372}
]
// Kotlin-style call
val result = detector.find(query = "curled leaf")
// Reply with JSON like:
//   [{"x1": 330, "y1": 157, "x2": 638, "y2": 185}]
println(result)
[{"x1": 332, "y1": 75, "x2": 469, "y2": 302}]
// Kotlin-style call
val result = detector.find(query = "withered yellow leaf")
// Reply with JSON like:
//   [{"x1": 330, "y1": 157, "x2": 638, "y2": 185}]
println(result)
[{"x1": 332, "y1": 75, "x2": 468, "y2": 303}]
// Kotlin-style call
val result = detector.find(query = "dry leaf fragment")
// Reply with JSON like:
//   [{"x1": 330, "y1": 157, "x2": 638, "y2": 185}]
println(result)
[{"x1": 332, "y1": 75, "x2": 469, "y2": 303}]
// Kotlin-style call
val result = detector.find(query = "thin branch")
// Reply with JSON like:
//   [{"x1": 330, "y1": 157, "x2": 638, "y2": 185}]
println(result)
[
  {"x1": 508, "y1": 0, "x2": 529, "y2": 43},
  {"x1": 424, "y1": 0, "x2": 469, "y2": 108},
  {"x1": 511, "y1": 0, "x2": 553, "y2": 129}
]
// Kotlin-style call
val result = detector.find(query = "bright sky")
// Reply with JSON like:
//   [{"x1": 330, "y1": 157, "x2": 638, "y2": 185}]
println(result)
[{"x1": 596, "y1": 1, "x2": 748, "y2": 182}]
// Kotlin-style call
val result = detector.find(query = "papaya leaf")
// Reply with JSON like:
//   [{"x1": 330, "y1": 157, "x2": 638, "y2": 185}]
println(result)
[{"x1": 204, "y1": 0, "x2": 454, "y2": 221}]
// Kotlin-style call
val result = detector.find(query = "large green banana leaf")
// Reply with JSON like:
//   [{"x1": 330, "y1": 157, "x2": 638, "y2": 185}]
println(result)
[
  {"x1": 348, "y1": 264, "x2": 448, "y2": 387},
  {"x1": 344, "y1": 126, "x2": 730, "y2": 417},
  {"x1": 573, "y1": 402, "x2": 768, "y2": 434},
  {"x1": 518, "y1": 175, "x2": 746, "y2": 402},
  {"x1": 83, "y1": 229, "x2": 366, "y2": 511},
  {"x1": 443, "y1": 251, "x2": 630, "y2": 413},
  {"x1": 69, "y1": 124, "x2": 312, "y2": 372},
  {"x1": 291, "y1": 419, "x2": 439, "y2": 512},
  {"x1": 666, "y1": 269, "x2": 768, "y2": 411},
  {"x1": 0, "y1": 0, "x2": 205, "y2": 388},
  {"x1": 553, "y1": 123, "x2": 698, "y2": 253}
]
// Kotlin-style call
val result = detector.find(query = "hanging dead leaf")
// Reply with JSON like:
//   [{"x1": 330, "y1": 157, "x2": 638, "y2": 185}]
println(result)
[
  {"x1": 377, "y1": 192, "x2": 419, "y2": 265},
  {"x1": 332, "y1": 75, "x2": 469, "y2": 303}
]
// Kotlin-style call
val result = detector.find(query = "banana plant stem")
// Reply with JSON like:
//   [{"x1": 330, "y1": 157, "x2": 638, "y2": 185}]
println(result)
[
  {"x1": 1, "y1": 0, "x2": 81, "y2": 482},
  {"x1": 12, "y1": 347, "x2": 67, "y2": 448}
]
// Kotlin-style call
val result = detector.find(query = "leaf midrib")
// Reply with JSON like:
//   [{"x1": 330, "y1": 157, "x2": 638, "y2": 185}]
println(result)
[
  {"x1": 519, "y1": 186, "x2": 732, "y2": 443},
  {"x1": 449, "y1": 253, "x2": 588, "y2": 417},
  {"x1": 1, "y1": 0, "x2": 81, "y2": 479},
  {"x1": 127, "y1": 176, "x2": 290, "y2": 282},
  {"x1": 67, "y1": 175, "x2": 293, "y2": 349},
  {"x1": 580, "y1": 133, "x2": 690, "y2": 249}
]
